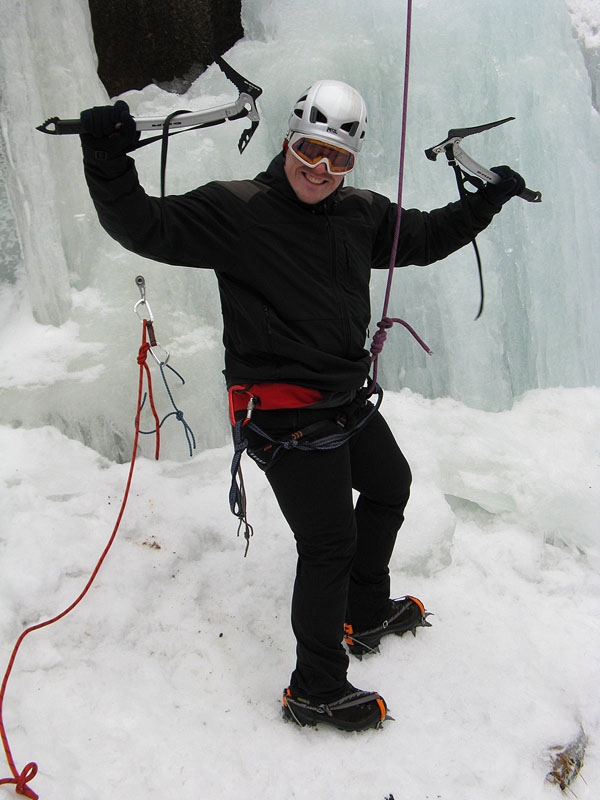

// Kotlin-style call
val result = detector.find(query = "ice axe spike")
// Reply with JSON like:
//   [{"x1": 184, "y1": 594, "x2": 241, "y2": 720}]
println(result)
[
  {"x1": 36, "y1": 56, "x2": 262, "y2": 155},
  {"x1": 425, "y1": 116, "x2": 542, "y2": 202}
]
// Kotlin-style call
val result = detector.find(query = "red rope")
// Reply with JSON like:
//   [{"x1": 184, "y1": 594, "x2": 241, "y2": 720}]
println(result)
[
  {"x1": 0, "y1": 319, "x2": 159, "y2": 799},
  {"x1": 137, "y1": 324, "x2": 161, "y2": 461}
]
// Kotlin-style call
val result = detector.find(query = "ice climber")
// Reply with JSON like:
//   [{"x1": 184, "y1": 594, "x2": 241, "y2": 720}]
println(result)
[{"x1": 78, "y1": 79, "x2": 525, "y2": 731}]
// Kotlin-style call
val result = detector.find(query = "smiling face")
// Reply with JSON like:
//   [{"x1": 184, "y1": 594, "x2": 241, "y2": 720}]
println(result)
[{"x1": 283, "y1": 147, "x2": 344, "y2": 205}]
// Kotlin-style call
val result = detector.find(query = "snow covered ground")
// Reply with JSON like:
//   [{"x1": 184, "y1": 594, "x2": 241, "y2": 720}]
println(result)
[
  {"x1": 1, "y1": 384, "x2": 599, "y2": 800},
  {"x1": 1, "y1": 0, "x2": 600, "y2": 798}
]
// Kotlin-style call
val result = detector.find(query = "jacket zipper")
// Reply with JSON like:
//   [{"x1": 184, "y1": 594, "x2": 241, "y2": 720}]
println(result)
[{"x1": 325, "y1": 213, "x2": 351, "y2": 356}]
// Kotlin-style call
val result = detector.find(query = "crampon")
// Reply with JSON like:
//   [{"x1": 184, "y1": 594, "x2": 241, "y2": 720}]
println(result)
[
  {"x1": 282, "y1": 684, "x2": 388, "y2": 731},
  {"x1": 344, "y1": 595, "x2": 432, "y2": 659}
]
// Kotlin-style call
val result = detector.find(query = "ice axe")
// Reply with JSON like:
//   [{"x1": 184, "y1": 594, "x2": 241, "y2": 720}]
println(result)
[
  {"x1": 425, "y1": 116, "x2": 542, "y2": 202},
  {"x1": 425, "y1": 116, "x2": 541, "y2": 319},
  {"x1": 36, "y1": 55, "x2": 262, "y2": 156}
]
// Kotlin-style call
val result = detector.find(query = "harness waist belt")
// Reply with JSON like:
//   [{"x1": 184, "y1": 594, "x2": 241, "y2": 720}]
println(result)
[{"x1": 228, "y1": 383, "x2": 324, "y2": 424}]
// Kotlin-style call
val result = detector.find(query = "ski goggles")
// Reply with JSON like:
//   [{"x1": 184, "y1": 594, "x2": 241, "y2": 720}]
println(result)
[{"x1": 288, "y1": 133, "x2": 356, "y2": 175}]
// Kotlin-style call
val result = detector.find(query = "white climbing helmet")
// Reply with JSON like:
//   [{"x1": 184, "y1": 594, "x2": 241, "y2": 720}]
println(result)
[{"x1": 287, "y1": 79, "x2": 367, "y2": 154}]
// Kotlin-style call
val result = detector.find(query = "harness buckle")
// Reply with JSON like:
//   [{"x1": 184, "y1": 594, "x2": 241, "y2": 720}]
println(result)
[{"x1": 246, "y1": 395, "x2": 257, "y2": 421}]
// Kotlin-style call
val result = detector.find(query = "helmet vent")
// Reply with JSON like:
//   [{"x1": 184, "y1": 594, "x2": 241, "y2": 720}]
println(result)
[
  {"x1": 341, "y1": 121, "x2": 359, "y2": 136},
  {"x1": 310, "y1": 107, "x2": 328, "y2": 124}
]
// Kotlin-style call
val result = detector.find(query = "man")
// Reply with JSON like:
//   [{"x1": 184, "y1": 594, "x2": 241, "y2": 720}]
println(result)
[{"x1": 79, "y1": 78, "x2": 524, "y2": 732}]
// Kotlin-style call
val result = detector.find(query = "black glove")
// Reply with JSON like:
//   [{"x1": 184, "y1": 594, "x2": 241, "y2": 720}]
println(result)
[
  {"x1": 79, "y1": 100, "x2": 140, "y2": 160},
  {"x1": 483, "y1": 165, "x2": 526, "y2": 206}
]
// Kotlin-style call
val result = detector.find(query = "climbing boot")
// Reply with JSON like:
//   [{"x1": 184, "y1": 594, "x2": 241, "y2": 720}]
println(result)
[
  {"x1": 344, "y1": 595, "x2": 432, "y2": 659},
  {"x1": 282, "y1": 684, "x2": 387, "y2": 731}
]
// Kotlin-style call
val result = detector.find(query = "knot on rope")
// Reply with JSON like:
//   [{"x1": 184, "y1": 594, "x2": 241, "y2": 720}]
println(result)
[
  {"x1": 370, "y1": 317, "x2": 393, "y2": 358},
  {"x1": 0, "y1": 761, "x2": 39, "y2": 799},
  {"x1": 370, "y1": 316, "x2": 433, "y2": 363},
  {"x1": 16, "y1": 762, "x2": 38, "y2": 798},
  {"x1": 137, "y1": 341, "x2": 151, "y2": 365}
]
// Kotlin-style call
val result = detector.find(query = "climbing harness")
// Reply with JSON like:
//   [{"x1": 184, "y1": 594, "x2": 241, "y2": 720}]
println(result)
[
  {"x1": 0, "y1": 277, "x2": 194, "y2": 799},
  {"x1": 228, "y1": 383, "x2": 385, "y2": 556},
  {"x1": 424, "y1": 117, "x2": 542, "y2": 319},
  {"x1": 37, "y1": 56, "x2": 263, "y2": 197}
]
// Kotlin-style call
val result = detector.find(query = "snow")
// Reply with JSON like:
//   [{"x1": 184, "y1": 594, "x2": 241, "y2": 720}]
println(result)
[
  {"x1": 1, "y1": 0, "x2": 600, "y2": 797},
  {"x1": 1, "y1": 385, "x2": 599, "y2": 800}
]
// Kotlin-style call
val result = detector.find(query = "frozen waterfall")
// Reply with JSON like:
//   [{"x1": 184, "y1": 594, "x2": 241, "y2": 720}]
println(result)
[{"x1": 1, "y1": 0, "x2": 599, "y2": 460}]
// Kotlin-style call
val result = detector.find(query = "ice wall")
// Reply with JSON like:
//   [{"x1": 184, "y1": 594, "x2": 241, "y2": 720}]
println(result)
[
  {"x1": 567, "y1": 0, "x2": 600, "y2": 110},
  {"x1": 1, "y1": 0, "x2": 599, "y2": 461}
]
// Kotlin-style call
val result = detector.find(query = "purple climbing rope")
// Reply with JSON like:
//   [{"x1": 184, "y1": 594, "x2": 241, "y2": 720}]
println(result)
[{"x1": 369, "y1": 0, "x2": 432, "y2": 387}]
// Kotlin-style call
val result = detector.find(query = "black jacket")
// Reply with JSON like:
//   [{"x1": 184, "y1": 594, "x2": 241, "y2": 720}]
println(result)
[{"x1": 83, "y1": 150, "x2": 500, "y2": 392}]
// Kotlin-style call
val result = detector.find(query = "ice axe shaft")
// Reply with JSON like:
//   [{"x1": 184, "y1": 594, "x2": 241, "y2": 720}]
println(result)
[
  {"x1": 425, "y1": 117, "x2": 542, "y2": 202},
  {"x1": 36, "y1": 56, "x2": 262, "y2": 154}
]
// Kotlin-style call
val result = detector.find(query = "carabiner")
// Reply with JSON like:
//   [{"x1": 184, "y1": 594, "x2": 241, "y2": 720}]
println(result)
[
  {"x1": 134, "y1": 298, "x2": 154, "y2": 322},
  {"x1": 149, "y1": 344, "x2": 170, "y2": 366},
  {"x1": 134, "y1": 275, "x2": 154, "y2": 322},
  {"x1": 133, "y1": 276, "x2": 169, "y2": 363}
]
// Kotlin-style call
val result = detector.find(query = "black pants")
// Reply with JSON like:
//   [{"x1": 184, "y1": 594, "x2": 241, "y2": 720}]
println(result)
[{"x1": 245, "y1": 403, "x2": 412, "y2": 703}]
